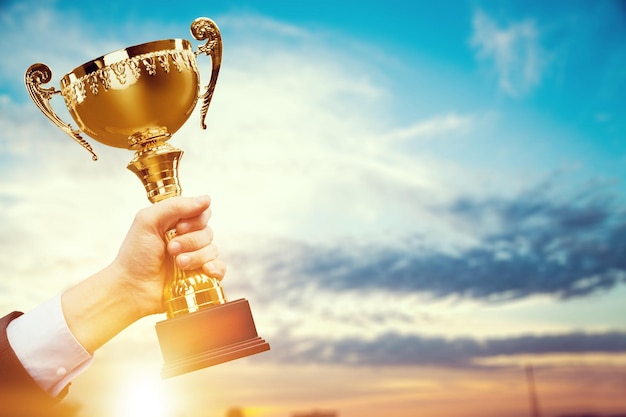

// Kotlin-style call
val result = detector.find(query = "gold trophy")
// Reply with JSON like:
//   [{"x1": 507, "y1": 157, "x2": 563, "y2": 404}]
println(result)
[{"x1": 25, "y1": 17, "x2": 270, "y2": 378}]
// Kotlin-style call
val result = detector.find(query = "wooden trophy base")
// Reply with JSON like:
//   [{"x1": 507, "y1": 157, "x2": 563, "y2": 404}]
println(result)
[{"x1": 155, "y1": 298, "x2": 270, "y2": 378}]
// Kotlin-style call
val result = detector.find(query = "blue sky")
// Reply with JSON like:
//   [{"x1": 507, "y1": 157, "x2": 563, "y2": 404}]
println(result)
[{"x1": 1, "y1": 1, "x2": 626, "y2": 416}]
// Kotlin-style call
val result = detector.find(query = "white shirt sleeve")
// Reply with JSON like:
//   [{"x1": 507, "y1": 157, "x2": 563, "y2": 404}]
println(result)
[{"x1": 6, "y1": 294, "x2": 93, "y2": 397}]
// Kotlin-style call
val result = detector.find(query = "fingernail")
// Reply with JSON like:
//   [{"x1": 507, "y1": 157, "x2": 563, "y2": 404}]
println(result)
[
  {"x1": 169, "y1": 240, "x2": 182, "y2": 255},
  {"x1": 178, "y1": 255, "x2": 190, "y2": 268},
  {"x1": 176, "y1": 223, "x2": 190, "y2": 235},
  {"x1": 204, "y1": 261, "x2": 217, "y2": 275},
  {"x1": 194, "y1": 195, "x2": 210, "y2": 206}
]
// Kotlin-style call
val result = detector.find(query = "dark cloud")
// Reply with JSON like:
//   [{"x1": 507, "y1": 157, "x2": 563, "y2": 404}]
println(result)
[
  {"x1": 231, "y1": 182, "x2": 626, "y2": 302},
  {"x1": 260, "y1": 331, "x2": 626, "y2": 368},
  {"x1": 232, "y1": 183, "x2": 626, "y2": 369}
]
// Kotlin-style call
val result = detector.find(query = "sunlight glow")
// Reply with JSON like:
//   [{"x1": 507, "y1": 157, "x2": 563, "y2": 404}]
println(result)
[{"x1": 116, "y1": 376, "x2": 170, "y2": 417}]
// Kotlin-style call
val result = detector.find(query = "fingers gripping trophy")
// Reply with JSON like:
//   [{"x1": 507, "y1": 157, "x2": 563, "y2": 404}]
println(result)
[{"x1": 25, "y1": 17, "x2": 270, "y2": 378}]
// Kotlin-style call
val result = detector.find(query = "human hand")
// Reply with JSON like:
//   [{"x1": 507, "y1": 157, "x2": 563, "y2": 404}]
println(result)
[
  {"x1": 112, "y1": 195, "x2": 227, "y2": 317},
  {"x1": 62, "y1": 195, "x2": 226, "y2": 353}
]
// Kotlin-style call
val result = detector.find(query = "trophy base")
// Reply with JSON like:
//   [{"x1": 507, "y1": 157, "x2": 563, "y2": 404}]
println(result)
[{"x1": 156, "y1": 298, "x2": 270, "y2": 379}]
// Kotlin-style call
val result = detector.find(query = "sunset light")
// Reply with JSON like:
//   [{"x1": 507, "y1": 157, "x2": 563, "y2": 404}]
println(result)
[{"x1": 115, "y1": 377, "x2": 170, "y2": 417}]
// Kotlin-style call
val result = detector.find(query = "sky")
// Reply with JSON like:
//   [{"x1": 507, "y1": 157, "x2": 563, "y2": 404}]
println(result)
[{"x1": 1, "y1": 1, "x2": 626, "y2": 416}]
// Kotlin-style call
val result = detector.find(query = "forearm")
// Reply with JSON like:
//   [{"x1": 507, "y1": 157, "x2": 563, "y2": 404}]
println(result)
[{"x1": 61, "y1": 263, "x2": 146, "y2": 354}]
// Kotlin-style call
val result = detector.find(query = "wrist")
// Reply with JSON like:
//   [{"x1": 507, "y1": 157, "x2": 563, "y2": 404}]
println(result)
[
  {"x1": 61, "y1": 264, "x2": 145, "y2": 353},
  {"x1": 107, "y1": 258, "x2": 166, "y2": 317}
]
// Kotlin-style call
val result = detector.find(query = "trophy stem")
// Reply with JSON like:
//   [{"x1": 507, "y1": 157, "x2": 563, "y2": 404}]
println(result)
[
  {"x1": 127, "y1": 135, "x2": 230, "y2": 318},
  {"x1": 127, "y1": 138, "x2": 183, "y2": 203}
]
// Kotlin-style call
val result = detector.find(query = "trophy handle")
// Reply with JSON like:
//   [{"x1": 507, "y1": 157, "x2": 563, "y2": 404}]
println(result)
[
  {"x1": 25, "y1": 63, "x2": 98, "y2": 161},
  {"x1": 190, "y1": 17, "x2": 222, "y2": 130}
]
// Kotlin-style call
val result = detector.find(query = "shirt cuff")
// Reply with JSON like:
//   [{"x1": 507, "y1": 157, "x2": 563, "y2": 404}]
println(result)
[{"x1": 6, "y1": 294, "x2": 94, "y2": 397}]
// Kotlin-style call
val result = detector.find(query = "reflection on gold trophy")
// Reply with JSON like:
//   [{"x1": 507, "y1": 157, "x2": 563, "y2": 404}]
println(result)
[{"x1": 25, "y1": 17, "x2": 270, "y2": 378}]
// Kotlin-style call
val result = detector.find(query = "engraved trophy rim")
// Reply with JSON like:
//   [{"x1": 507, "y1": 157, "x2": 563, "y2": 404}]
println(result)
[{"x1": 61, "y1": 38, "x2": 193, "y2": 85}]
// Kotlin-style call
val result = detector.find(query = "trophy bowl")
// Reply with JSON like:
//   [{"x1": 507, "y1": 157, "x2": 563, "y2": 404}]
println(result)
[
  {"x1": 60, "y1": 38, "x2": 200, "y2": 150},
  {"x1": 25, "y1": 17, "x2": 270, "y2": 378}
]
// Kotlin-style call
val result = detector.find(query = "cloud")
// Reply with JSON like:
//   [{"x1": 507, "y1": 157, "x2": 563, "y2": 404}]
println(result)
[
  {"x1": 229, "y1": 180, "x2": 626, "y2": 303},
  {"x1": 382, "y1": 113, "x2": 474, "y2": 142},
  {"x1": 470, "y1": 9, "x2": 547, "y2": 97},
  {"x1": 261, "y1": 330, "x2": 626, "y2": 367}
]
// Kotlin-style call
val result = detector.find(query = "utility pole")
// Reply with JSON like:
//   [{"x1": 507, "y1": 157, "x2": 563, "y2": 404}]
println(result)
[{"x1": 525, "y1": 364, "x2": 542, "y2": 417}]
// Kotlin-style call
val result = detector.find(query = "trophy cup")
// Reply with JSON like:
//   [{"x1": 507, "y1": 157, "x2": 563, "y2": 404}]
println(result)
[{"x1": 25, "y1": 17, "x2": 270, "y2": 378}]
